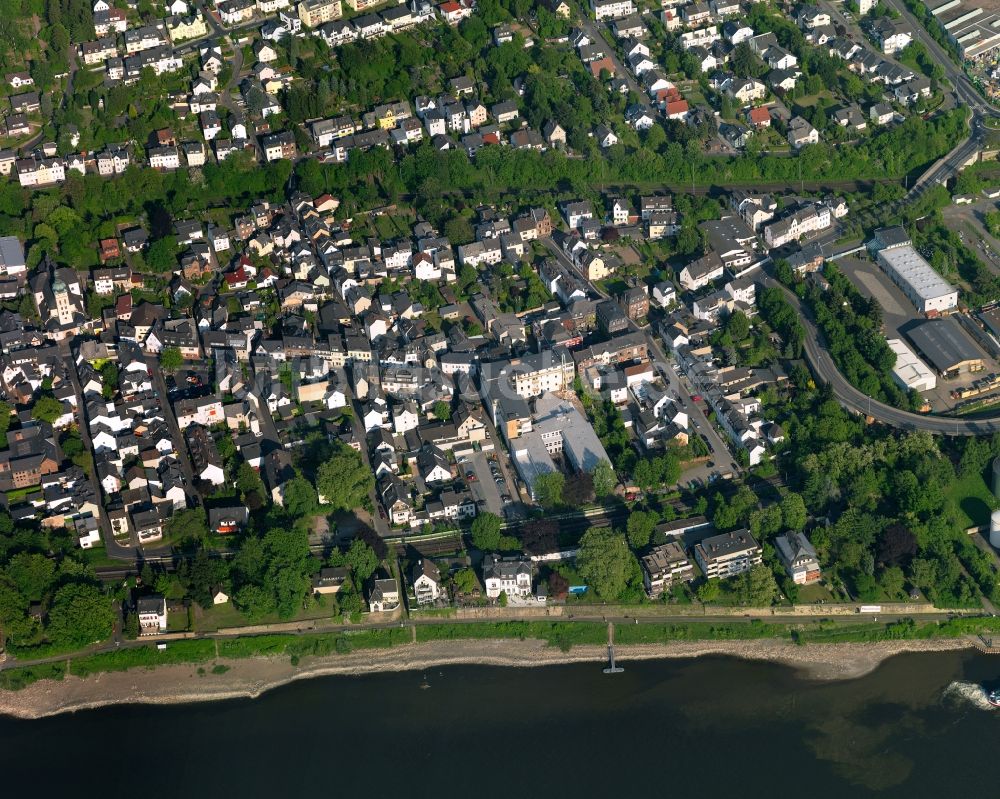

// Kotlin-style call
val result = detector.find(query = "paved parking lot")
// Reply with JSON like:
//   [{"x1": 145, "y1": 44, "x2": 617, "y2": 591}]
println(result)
[
  {"x1": 839, "y1": 256, "x2": 914, "y2": 334},
  {"x1": 461, "y1": 450, "x2": 514, "y2": 520}
]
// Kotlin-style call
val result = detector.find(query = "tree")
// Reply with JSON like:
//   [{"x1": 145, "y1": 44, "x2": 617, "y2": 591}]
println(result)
[
  {"x1": 520, "y1": 518, "x2": 558, "y2": 556},
  {"x1": 344, "y1": 538, "x2": 378, "y2": 584},
  {"x1": 880, "y1": 565, "x2": 905, "y2": 598},
  {"x1": 316, "y1": 446, "x2": 374, "y2": 511},
  {"x1": 3, "y1": 553, "x2": 56, "y2": 600},
  {"x1": 233, "y1": 584, "x2": 276, "y2": 621},
  {"x1": 739, "y1": 564, "x2": 779, "y2": 607},
  {"x1": 183, "y1": 548, "x2": 228, "y2": 609},
  {"x1": 283, "y1": 476, "x2": 319, "y2": 520},
  {"x1": 159, "y1": 347, "x2": 182, "y2": 371},
  {"x1": 725, "y1": 310, "x2": 750, "y2": 342},
  {"x1": 432, "y1": 400, "x2": 452, "y2": 421},
  {"x1": 235, "y1": 461, "x2": 266, "y2": 507},
  {"x1": 562, "y1": 472, "x2": 594, "y2": 505},
  {"x1": 31, "y1": 394, "x2": 64, "y2": 424},
  {"x1": 453, "y1": 568, "x2": 479, "y2": 594},
  {"x1": 749, "y1": 505, "x2": 783, "y2": 540},
  {"x1": 470, "y1": 512, "x2": 503, "y2": 551},
  {"x1": 576, "y1": 526, "x2": 638, "y2": 600},
  {"x1": 591, "y1": 459, "x2": 616, "y2": 499},
  {"x1": 46, "y1": 583, "x2": 115, "y2": 647},
  {"x1": 697, "y1": 579, "x2": 720, "y2": 603},
  {"x1": 146, "y1": 235, "x2": 178, "y2": 272},
  {"x1": 780, "y1": 493, "x2": 808, "y2": 531},
  {"x1": 533, "y1": 471, "x2": 565, "y2": 509},
  {"x1": 878, "y1": 524, "x2": 917, "y2": 567},
  {"x1": 443, "y1": 216, "x2": 474, "y2": 245},
  {"x1": 626, "y1": 511, "x2": 657, "y2": 549}
]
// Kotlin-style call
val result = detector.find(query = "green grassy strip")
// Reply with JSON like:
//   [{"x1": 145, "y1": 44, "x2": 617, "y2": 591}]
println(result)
[
  {"x1": 0, "y1": 661, "x2": 67, "y2": 691},
  {"x1": 414, "y1": 621, "x2": 609, "y2": 647},
  {"x1": 68, "y1": 640, "x2": 217, "y2": 677},
  {"x1": 216, "y1": 628, "x2": 410, "y2": 659},
  {"x1": 8, "y1": 616, "x2": 1000, "y2": 691}
]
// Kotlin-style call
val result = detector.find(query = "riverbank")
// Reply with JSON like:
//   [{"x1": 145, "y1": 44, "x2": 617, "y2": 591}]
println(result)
[{"x1": 0, "y1": 636, "x2": 975, "y2": 720}]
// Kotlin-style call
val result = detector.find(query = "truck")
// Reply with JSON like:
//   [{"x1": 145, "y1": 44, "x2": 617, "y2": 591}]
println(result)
[{"x1": 857, "y1": 605, "x2": 882, "y2": 614}]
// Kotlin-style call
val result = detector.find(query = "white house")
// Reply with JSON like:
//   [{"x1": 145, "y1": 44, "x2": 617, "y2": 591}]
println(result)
[
  {"x1": 482, "y1": 553, "x2": 532, "y2": 599},
  {"x1": 411, "y1": 559, "x2": 442, "y2": 604}
]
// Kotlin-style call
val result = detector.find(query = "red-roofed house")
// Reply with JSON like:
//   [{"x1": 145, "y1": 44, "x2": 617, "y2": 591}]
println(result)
[
  {"x1": 116, "y1": 293, "x2": 133, "y2": 320},
  {"x1": 665, "y1": 99, "x2": 689, "y2": 119},
  {"x1": 439, "y1": 0, "x2": 471, "y2": 24},
  {"x1": 224, "y1": 266, "x2": 250, "y2": 290},
  {"x1": 99, "y1": 238, "x2": 121, "y2": 263},
  {"x1": 747, "y1": 106, "x2": 771, "y2": 128},
  {"x1": 589, "y1": 57, "x2": 616, "y2": 79},
  {"x1": 236, "y1": 254, "x2": 258, "y2": 278}
]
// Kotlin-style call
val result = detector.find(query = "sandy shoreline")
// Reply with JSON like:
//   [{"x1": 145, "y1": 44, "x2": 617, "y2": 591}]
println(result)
[{"x1": 0, "y1": 637, "x2": 974, "y2": 720}]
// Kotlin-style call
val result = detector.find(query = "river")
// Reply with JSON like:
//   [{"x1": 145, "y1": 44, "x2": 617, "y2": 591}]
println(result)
[{"x1": 1, "y1": 651, "x2": 998, "y2": 796}]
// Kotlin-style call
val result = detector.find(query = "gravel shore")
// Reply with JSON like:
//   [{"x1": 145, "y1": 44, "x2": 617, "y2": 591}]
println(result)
[{"x1": 0, "y1": 637, "x2": 974, "y2": 720}]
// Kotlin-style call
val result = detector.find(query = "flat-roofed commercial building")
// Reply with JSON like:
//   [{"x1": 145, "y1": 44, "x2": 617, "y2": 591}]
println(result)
[
  {"x1": 906, "y1": 317, "x2": 986, "y2": 377},
  {"x1": 930, "y1": 0, "x2": 1000, "y2": 61},
  {"x1": 887, "y1": 337, "x2": 938, "y2": 392},
  {"x1": 875, "y1": 244, "x2": 958, "y2": 315}
]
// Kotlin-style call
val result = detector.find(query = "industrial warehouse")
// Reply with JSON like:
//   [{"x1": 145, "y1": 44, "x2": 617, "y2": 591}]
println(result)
[
  {"x1": 929, "y1": 0, "x2": 1000, "y2": 61},
  {"x1": 872, "y1": 245, "x2": 959, "y2": 316},
  {"x1": 887, "y1": 338, "x2": 938, "y2": 392},
  {"x1": 906, "y1": 318, "x2": 987, "y2": 377}
]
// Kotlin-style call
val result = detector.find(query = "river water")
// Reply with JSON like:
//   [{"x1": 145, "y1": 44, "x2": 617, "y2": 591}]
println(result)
[{"x1": 2, "y1": 651, "x2": 999, "y2": 797}]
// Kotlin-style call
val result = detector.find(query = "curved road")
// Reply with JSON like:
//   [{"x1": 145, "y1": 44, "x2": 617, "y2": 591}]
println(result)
[{"x1": 764, "y1": 274, "x2": 1000, "y2": 435}]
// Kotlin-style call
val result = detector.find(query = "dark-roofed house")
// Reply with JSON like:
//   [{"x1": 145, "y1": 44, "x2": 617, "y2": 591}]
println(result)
[
  {"x1": 775, "y1": 531, "x2": 821, "y2": 585},
  {"x1": 482, "y1": 552, "x2": 532, "y2": 599},
  {"x1": 411, "y1": 559, "x2": 442, "y2": 604},
  {"x1": 311, "y1": 566, "x2": 349, "y2": 594},
  {"x1": 137, "y1": 594, "x2": 167, "y2": 635},
  {"x1": 368, "y1": 575, "x2": 400, "y2": 612}
]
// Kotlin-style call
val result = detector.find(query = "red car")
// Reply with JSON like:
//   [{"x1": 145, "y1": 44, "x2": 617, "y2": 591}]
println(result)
[
  {"x1": 691, "y1": 394, "x2": 702, "y2": 402},
  {"x1": 466, "y1": 471, "x2": 477, "y2": 482}
]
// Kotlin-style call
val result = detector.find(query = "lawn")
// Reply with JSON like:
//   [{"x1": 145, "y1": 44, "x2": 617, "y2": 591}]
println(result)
[
  {"x1": 945, "y1": 470, "x2": 998, "y2": 529},
  {"x1": 791, "y1": 90, "x2": 834, "y2": 110},
  {"x1": 82, "y1": 547, "x2": 130, "y2": 569},
  {"x1": 795, "y1": 582, "x2": 837, "y2": 604},
  {"x1": 193, "y1": 595, "x2": 339, "y2": 632}
]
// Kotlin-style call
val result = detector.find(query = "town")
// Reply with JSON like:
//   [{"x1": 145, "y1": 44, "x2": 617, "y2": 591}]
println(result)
[{"x1": 3, "y1": 0, "x2": 1000, "y2": 673}]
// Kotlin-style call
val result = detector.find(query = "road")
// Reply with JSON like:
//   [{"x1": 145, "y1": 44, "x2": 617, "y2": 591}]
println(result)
[
  {"x1": 540, "y1": 236, "x2": 738, "y2": 473},
  {"x1": 762, "y1": 270, "x2": 1000, "y2": 434},
  {"x1": 144, "y1": 357, "x2": 199, "y2": 507},
  {"x1": 883, "y1": 0, "x2": 1000, "y2": 197},
  {"x1": 578, "y1": 15, "x2": 652, "y2": 110},
  {"x1": 61, "y1": 345, "x2": 136, "y2": 557}
]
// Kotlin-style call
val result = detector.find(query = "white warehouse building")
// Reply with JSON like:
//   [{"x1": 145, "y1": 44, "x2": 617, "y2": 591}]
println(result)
[
  {"x1": 887, "y1": 338, "x2": 938, "y2": 392},
  {"x1": 875, "y1": 244, "x2": 958, "y2": 315}
]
